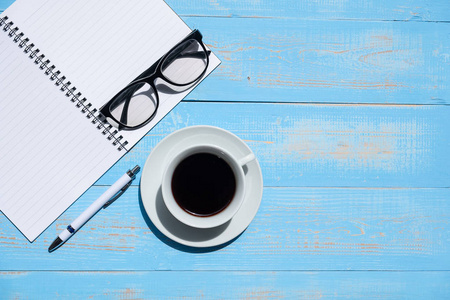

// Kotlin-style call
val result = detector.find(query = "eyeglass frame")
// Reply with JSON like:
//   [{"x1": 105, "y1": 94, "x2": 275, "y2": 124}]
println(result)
[{"x1": 99, "y1": 29, "x2": 210, "y2": 131}]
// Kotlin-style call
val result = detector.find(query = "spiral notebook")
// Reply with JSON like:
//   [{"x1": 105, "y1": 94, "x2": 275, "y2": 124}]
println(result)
[{"x1": 0, "y1": 0, "x2": 220, "y2": 241}]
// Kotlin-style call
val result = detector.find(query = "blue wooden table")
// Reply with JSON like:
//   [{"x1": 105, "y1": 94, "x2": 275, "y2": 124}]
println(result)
[{"x1": 1, "y1": 0, "x2": 449, "y2": 298}]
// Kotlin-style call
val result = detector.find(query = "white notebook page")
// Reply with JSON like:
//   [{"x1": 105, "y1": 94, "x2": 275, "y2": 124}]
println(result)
[
  {"x1": 0, "y1": 32, "x2": 123, "y2": 241},
  {"x1": 0, "y1": 0, "x2": 220, "y2": 241}
]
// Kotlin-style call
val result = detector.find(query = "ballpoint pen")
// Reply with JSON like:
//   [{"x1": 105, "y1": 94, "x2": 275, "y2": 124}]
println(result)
[{"x1": 48, "y1": 165, "x2": 140, "y2": 252}]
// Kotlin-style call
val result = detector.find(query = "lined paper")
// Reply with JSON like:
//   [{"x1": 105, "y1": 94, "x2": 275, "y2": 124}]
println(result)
[
  {"x1": 0, "y1": 33, "x2": 124, "y2": 241},
  {"x1": 0, "y1": 0, "x2": 220, "y2": 241}
]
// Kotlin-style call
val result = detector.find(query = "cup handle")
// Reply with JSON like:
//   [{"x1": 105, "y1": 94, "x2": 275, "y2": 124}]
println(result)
[{"x1": 238, "y1": 153, "x2": 256, "y2": 167}]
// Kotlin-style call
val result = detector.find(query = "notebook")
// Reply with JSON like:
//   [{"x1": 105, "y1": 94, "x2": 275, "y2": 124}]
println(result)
[{"x1": 0, "y1": 0, "x2": 220, "y2": 241}]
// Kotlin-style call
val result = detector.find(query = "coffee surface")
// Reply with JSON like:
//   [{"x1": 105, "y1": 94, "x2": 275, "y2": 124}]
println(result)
[{"x1": 171, "y1": 153, "x2": 236, "y2": 216}]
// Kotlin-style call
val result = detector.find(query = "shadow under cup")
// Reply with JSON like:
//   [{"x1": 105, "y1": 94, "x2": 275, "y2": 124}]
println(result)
[{"x1": 161, "y1": 145, "x2": 255, "y2": 229}]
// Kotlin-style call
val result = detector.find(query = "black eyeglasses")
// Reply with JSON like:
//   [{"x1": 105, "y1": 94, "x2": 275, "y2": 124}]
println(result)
[{"x1": 100, "y1": 30, "x2": 210, "y2": 130}]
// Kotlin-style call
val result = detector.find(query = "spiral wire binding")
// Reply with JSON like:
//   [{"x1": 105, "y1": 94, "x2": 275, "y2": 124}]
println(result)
[{"x1": 0, "y1": 16, "x2": 129, "y2": 151}]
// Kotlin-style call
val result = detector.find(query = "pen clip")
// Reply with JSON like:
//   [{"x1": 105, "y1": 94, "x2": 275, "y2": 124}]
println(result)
[{"x1": 102, "y1": 181, "x2": 132, "y2": 209}]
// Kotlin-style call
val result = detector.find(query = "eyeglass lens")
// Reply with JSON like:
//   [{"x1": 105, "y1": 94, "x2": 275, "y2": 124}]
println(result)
[
  {"x1": 109, "y1": 82, "x2": 157, "y2": 127},
  {"x1": 161, "y1": 39, "x2": 208, "y2": 85}
]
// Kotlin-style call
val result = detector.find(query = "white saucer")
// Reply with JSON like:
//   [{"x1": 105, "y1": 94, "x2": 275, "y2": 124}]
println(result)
[{"x1": 140, "y1": 125, "x2": 263, "y2": 248}]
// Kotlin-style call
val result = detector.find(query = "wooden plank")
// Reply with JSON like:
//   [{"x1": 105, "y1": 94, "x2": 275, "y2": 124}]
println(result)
[
  {"x1": 1, "y1": 271, "x2": 449, "y2": 299},
  {"x1": 97, "y1": 102, "x2": 450, "y2": 188},
  {"x1": 166, "y1": 0, "x2": 450, "y2": 22},
  {"x1": 0, "y1": 187, "x2": 448, "y2": 270},
  {"x1": 185, "y1": 17, "x2": 450, "y2": 104},
  {"x1": 1, "y1": 0, "x2": 450, "y2": 21}
]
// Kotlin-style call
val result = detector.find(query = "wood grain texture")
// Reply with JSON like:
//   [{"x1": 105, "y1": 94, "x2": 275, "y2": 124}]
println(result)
[
  {"x1": 2, "y1": 0, "x2": 450, "y2": 21},
  {"x1": 166, "y1": 0, "x2": 450, "y2": 22},
  {"x1": 1, "y1": 271, "x2": 449, "y2": 299},
  {"x1": 0, "y1": 187, "x2": 448, "y2": 270},
  {"x1": 185, "y1": 17, "x2": 450, "y2": 104},
  {"x1": 97, "y1": 102, "x2": 450, "y2": 188}
]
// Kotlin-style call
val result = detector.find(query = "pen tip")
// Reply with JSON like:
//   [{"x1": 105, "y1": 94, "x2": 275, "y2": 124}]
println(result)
[
  {"x1": 132, "y1": 165, "x2": 140, "y2": 175},
  {"x1": 48, "y1": 237, "x2": 63, "y2": 253}
]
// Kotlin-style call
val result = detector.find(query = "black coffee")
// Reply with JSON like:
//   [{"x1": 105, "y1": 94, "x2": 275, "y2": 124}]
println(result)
[{"x1": 171, "y1": 152, "x2": 236, "y2": 217}]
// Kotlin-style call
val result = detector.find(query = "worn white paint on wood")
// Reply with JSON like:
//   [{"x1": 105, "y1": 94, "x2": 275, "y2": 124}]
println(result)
[
  {"x1": 0, "y1": 187, "x2": 448, "y2": 271},
  {"x1": 1, "y1": 271, "x2": 449, "y2": 299}
]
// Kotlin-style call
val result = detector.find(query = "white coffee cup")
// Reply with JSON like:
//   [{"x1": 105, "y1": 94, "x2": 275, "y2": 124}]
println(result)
[{"x1": 161, "y1": 144, "x2": 255, "y2": 228}]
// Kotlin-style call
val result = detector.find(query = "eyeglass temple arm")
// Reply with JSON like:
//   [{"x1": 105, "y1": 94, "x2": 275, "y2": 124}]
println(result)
[{"x1": 104, "y1": 42, "x2": 211, "y2": 126}]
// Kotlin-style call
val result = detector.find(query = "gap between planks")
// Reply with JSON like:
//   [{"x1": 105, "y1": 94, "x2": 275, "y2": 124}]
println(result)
[
  {"x1": 180, "y1": 100, "x2": 450, "y2": 107},
  {"x1": 1, "y1": 270, "x2": 450, "y2": 274},
  {"x1": 1, "y1": 9, "x2": 450, "y2": 23}
]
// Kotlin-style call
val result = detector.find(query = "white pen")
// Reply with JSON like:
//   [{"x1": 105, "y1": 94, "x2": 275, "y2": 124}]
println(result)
[{"x1": 48, "y1": 165, "x2": 140, "y2": 252}]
